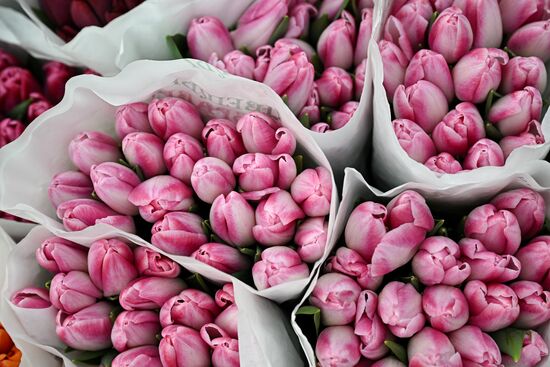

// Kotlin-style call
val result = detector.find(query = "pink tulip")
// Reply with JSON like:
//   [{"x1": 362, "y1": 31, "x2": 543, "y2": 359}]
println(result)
[
  {"x1": 187, "y1": 16, "x2": 234, "y2": 61},
  {"x1": 428, "y1": 6, "x2": 473, "y2": 64},
  {"x1": 316, "y1": 67, "x2": 354, "y2": 108},
  {"x1": 159, "y1": 325, "x2": 210, "y2": 367},
  {"x1": 371, "y1": 357, "x2": 406, "y2": 367},
  {"x1": 236, "y1": 112, "x2": 296, "y2": 155},
  {"x1": 11, "y1": 287, "x2": 51, "y2": 308},
  {"x1": 453, "y1": 48, "x2": 509, "y2": 104},
  {"x1": 316, "y1": 326, "x2": 361, "y2": 367},
  {"x1": 163, "y1": 133, "x2": 204, "y2": 185},
  {"x1": 56, "y1": 198, "x2": 135, "y2": 232},
  {"x1": 201, "y1": 119, "x2": 245, "y2": 165},
  {"x1": 394, "y1": 0, "x2": 433, "y2": 50},
  {"x1": 317, "y1": 0, "x2": 346, "y2": 19},
  {"x1": 252, "y1": 246, "x2": 309, "y2": 290},
  {"x1": 422, "y1": 285, "x2": 469, "y2": 332},
  {"x1": 354, "y1": 290, "x2": 390, "y2": 359},
  {"x1": 122, "y1": 132, "x2": 166, "y2": 178},
  {"x1": 115, "y1": 102, "x2": 152, "y2": 139},
  {"x1": 408, "y1": 327, "x2": 462, "y2": 367},
  {"x1": 36, "y1": 236, "x2": 88, "y2": 273},
  {"x1": 111, "y1": 310, "x2": 161, "y2": 352},
  {"x1": 404, "y1": 50, "x2": 454, "y2": 102},
  {"x1": 191, "y1": 157, "x2": 235, "y2": 204},
  {"x1": 516, "y1": 236, "x2": 550, "y2": 287},
  {"x1": 510, "y1": 281, "x2": 550, "y2": 328},
  {"x1": 393, "y1": 80, "x2": 449, "y2": 134},
  {"x1": 285, "y1": 3, "x2": 317, "y2": 38},
  {"x1": 56, "y1": 302, "x2": 113, "y2": 351},
  {"x1": 384, "y1": 16, "x2": 413, "y2": 60},
  {"x1": 355, "y1": 59, "x2": 367, "y2": 100},
  {"x1": 68, "y1": 131, "x2": 122, "y2": 175},
  {"x1": 215, "y1": 304, "x2": 238, "y2": 338},
  {"x1": 501, "y1": 56, "x2": 547, "y2": 94},
  {"x1": 134, "y1": 247, "x2": 181, "y2": 278},
  {"x1": 148, "y1": 97, "x2": 204, "y2": 140},
  {"x1": 387, "y1": 190, "x2": 434, "y2": 231},
  {"x1": 193, "y1": 242, "x2": 250, "y2": 274},
  {"x1": 254, "y1": 45, "x2": 273, "y2": 82},
  {"x1": 508, "y1": 20, "x2": 550, "y2": 62},
  {"x1": 500, "y1": 120, "x2": 546, "y2": 158},
  {"x1": 119, "y1": 277, "x2": 186, "y2": 311},
  {"x1": 412, "y1": 236, "x2": 471, "y2": 286},
  {"x1": 0, "y1": 66, "x2": 40, "y2": 113},
  {"x1": 0, "y1": 118, "x2": 24, "y2": 147},
  {"x1": 200, "y1": 324, "x2": 240, "y2": 367},
  {"x1": 392, "y1": 118, "x2": 437, "y2": 163},
  {"x1": 27, "y1": 95, "x2": 52, "y2": 121},
  {"x1": 344, "y1": 201, "x2": 387, "y2": 261},
  {"x1": 463, "y1": 139, "x2": 505, "y2": 169},
  {"x1": 88, "y1": 239, "x2": 138, "y2": 297},
  {"x1": 111, "y1": 346, "x2": 162, "y2": 367},
  {"x1": 378, "y1": 281, "x2": 425, "y2": 338},
  {"x1": 160, "y1": 289, "x2": 220, "y2": 329},
  {"x1": 310, "y1": 273, "x2": 361, "y2": 325},
  {"x1": 291, "y1": 167, "x2": 332, "y2": 217},
  {"x1": 151, "y1": 212, "x2": 207, "y2": 256},
  {"x1": 424, "y1": 153, "x2": 463, "y2": 174},
  {"x1": 330, "y1": 101, "x2": 359, "y2": 130},
  {"x1": 299, "y1": 85, "x2": 321, "y2": 124},
  {"x1": 455, "y1": 0, "x2": 503, "y2": 48},
  {"x1": 488, "y1": 86, "x2": 542, "y2": 136},
  {"x1": 210, "y1": 191, "x2": 255, "y2": 247},
  {"x1": 48, "y1": 170, "x2": 93, "y2": 208},
  {"x1": 449, "y1": 325, "x2": 502, "y2": 366},
  {"x1": 253, "y1": 190, "x2": 305, "y2": 246},
  {"x1": 42, "y1": 61, "x2": 75, "y2": 104},
  {"x1": 325, "y1": 247, "x2": 383, "y2": 290},
  {"x1": 378, "y1": 40, "x2": 409, "y2": 102},
  {"x1": 210, "y1": 50, "x2": 255, "y2": 79},
  {"x1": 231, "y1": 0, "x2": 289, "y2": 53},
  {"x1": 464, "y1": 204, "x2": 521, "y2": 254},
  {"x1": 500, "y1": 0, "x2": 546, "y2": 35},
  {"x1": 90, "y1": 162, "x2": 141, "y2": 215},
  {"x1": 0, "y1": 50, "x2": 18, "y2": 72},
  {"x1": 502, "y1": 330, "x2": 549, "y2": 367},
  {"x1": 355, "y1": 8, "x2": 373, "y2": 66},
  {"x1": 311, "y1": 123, "x2": 331, "y2": 133},
  {"x1": 274, "y1": 38, "x2": 316, "y2": 60},
  {"x1": 318, "y1": 11, "x2": 356, "y2": 70},
  {"x1": 294, "y1": 217, "x2": 328, "y2": 263},
  {"x1": 460, "y1": 238, "x2": 521, "y2": 283},
  {"x1": 233, "y1": 153, "x2": 296, "y2": 192},
  {"x1": 215, "y1": 283, "x2": 234, "y2": 308},
  {"x1": 49, "y1": 271, "x2": 101, "y2": 313},
  {"x1": 491, "y1": 188, "x2": 545, "y2": 239},
  {"x1": 96, "y1": 214, "x2": 136, "y2": 234}
]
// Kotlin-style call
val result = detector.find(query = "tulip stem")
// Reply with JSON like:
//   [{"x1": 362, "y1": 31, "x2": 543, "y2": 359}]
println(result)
[
  {"x1": 503, "y1": 46, "x2": 517, "y2": 58},
  {"x1": 335, "y1": 0, "x2": 351, "y2": 19},
  {"x1": 268, "y1": 16, "x2": 290, "y2": 45},
  {"x1": 294, "y1": 155, "x2": 304, "y2": 173},
  {"x1": 484, "y1": 89, "x2": 502, "y2": 117}
]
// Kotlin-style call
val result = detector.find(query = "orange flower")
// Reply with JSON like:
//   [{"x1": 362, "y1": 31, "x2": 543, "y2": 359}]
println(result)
[{"x1": 0, "y1": 325, "x2": 20, "y2": 367}]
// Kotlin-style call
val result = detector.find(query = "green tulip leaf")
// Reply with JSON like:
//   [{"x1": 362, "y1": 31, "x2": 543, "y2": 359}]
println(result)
[
  {"x1": 335, "y1": 0, "x2": 351, "y2": 19},
  {"x1": 384, "y1": 340, "x2": 407, "y2": 364},
  {"x1": 296, "y1": 305, "x2": 321, "y2": 335},
  {"x1": 166, "y1": 34, "x2": 187, "y2": 59},
  {"x1": 186, "y1": 273, "x2": 211, "y2": 294},
  {"x1": 294, "y1": 155, "x2": 304, "y2": 174},
  {"x1": 300, "y1": 113, "x2": 311, "y2": 129},
  {"x1": 491, "y1": 328, "x2": 526, "y2": 363},
  {"x1": 100, "y1": 350, "x2": 118, "y2": 367},
  {"x1": 7, "y1": 98, "x2": 32, "y2": 121},
  {"x1": 269, "y1": 16, "x2": 290, "y2": 45},
  {"x1": 310, "y1": 14, "x2": 330, "y2": 45}
]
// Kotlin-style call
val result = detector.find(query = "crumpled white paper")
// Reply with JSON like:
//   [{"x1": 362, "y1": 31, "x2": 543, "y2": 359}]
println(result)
[{"x1": 0, "y1": 225, "x2": 305, "y2": 367}]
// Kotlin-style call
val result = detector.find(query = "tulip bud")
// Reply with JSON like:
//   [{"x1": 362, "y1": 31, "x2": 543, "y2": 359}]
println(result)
[
  {"x1": 0, "y1": 66, "x2": 40, "y2": 112},
  {"x1": 215, "y1": 304, "x2": 239, "y2": 338},
  {"x1": 90, "y1": 162, "x2": 141, "y2": 215},
  {"x1": 394, "y1": 0, "x2": 433, "y2": 50},
  {"x1": 422, "y1": 285, "x2": 469, "y2": 332},
  {"x1": 384, "y1": 16, "x2": 414, "y2": 60},
  {"x1": 463, "y1": 138, "x2": 505, "y2": 169},
  {"x1": 163, "y1": 133, "x2": 204, "y2": 185},
  {"x1": 0, "y1": 118, "x2": 24, "y2": 147},
  {"x1": 119, "y1": 277, "x2": 187, "y2": 311},
  {"x1": 275, "y1": 38, "x2": 316, "y2": 60},
  {"x1": 233, "y1": 153, "x2": 296, "y2": 193},
  {"x1": 311, "y1": 123, "x2": 331, "y2": 133},
  {"x1": 253, "y1": 190, "x2": 305, "y2": 246},
  {"x1": 501, "y1": 120, "x2": 546, "y2": 159},
  {"x1": 36, "y1": 236, "x2": 88, "y2": 273},
  {"x1": 516, "y1": 236, "x2": 550, "y2": 287},
  {"x1": 115, "y1": 102, "x2": 152, "y2": 139},
  {"x1": 48, "y1": 170, "x2": 93, "y2": 208},
  {"x1": 201, "y1": 119, "x2": 245, "y2": 165},
  {"x1": 355, "y1": 59, "x2": 367, "y2": 100},
  {"x1": 56, "y1": 198, "x2": 134, "y2": 232},
  {"x1": 285, "y1": 3, "x2": 317, "y2": 39},
  {"x1": 310, "y1": 273, "x2": 361, "y2": 325},
  {"x1": 122, "y1": 132, "x2": 166, "y2": 178},
  {"x1": 97, "y1": 214, "x2": 136, "y2": 234},
  {"x1": 453, "y1": 48, "x2": 509, "y2": 104},
  {"x1": 488, "y1": 87, "x2": 543, "y2": 137},
  {"x1": 456, "y1": 0, "x2": 503, "y2": 48},
  {"x1": 56, "y1": 302, "x2": 113, "y2": 351},
  {"x1": 187, "y1": 16, "x2": 234, "y2": 61},
  {"x1": 236, "y1": 112, "x2": 296, "y2": 155},
  {"x1": 460, "y1": 238, "x2": 521, "y2": 283},
  {"x1": 371, "y1": 358, "x2": 406, "y2": 367},
  {"x1": 408, "y1": 327, "x2": 462, "y2": 367},
  {"x1": 11, "y1": 287, "x2": 51, "y2": 308},
  {"x1": 354, "y1": 290, "x2": 390, "y2": 359},
  {"x1": 500, "y1": 0, "x2": 546, "y2": 35},
  {"x1": 404, "y1": 50, "x2": 454, "y2": 102},
  {"x1": 300, "y1": 85, "x2": 321, "y2": 124},
  {"x1": 193, "y1": 242, "x2": 251, "y2": 274},
  {"x1": 151, "y1": 212, "x2": 207, "y2": 256},
  {"x1": 491, "y1": 188, "x2": 545, "y2": 239},
  {"x1": 379, "y1": 40, "x2": 408, "y2": 101},
  {"x1": 200, "y1": 324, "x2": 239, "y2": 367},
  {"x1": 378, "y1": 281, "x2": 425, "y2": 338},
  {"x1": 291, "y1": 167, "x2": 332, "y2": 217},
  {"x1": 42, "y1": 62, "x2": 75, "y2": 104},
  {"x1": 501, "y1": 56, "x2": 547, "y2": 95},
  {"x1": 68, "y1": 131, "x2": 122, "y2": 175},
  {"x1": 254, "y1": 45, "x2": 273, "y2": 82},
  {"x1": 111, "y1": 310, "x2": 161, "y2": 352},
  {"x1": 428, "y1": 6, "x2": 473, "y2": 64},
  {"x1": 252, "y1": 246, "x2": 309, "y2": 290},
  {"x1": 344, "y1": 201, "x2": 387, "y2": 261},
  {"x1": 210, "y1": 192, "x2": 255, "y2": 247},
  {"x1": 502, "y1": 330, "x2": 549, "y2": 367},
  {"x1": 49, "y1": 270, "x2": 102, "y2": 314},
  {"x1": 393, "y1": 118, "x2": 437, "y2": 163},
  {"x1": 318, "y1": 11, "x2": 356, "y2": 70},
  {"x1": 27, "y1": 95, "x2": 52, "y2": 121},
  {"x1": 317, "y1": 0, "x2": 345, "y2": 19},
  {"x1": 159, "y1": 325, "x2": 210, "y2": 367},
  {"x1": 215, "y1": 283, "x2": 234, "y2": 308},
  {"x1": 160, "y1": 289, "x2": 220, "y2": 330},
  {"x1": 294, "y1": 217, "x2": 328, "y2": 263},
  {"x1": 134, "y1": 247, "x2": 181, "y2": 278},
  {"x1": 316, "y1": 67, "x2": 354, "y2": 108},
  {"x1": 191, "y1": 157, "x2": 235, "y2": 204},
  {"x1": 325, "y1": 247, "x2": 383, "y2": 290},
  {"x1": 355, "y1": 8, "x2": 373, "y2": 66},
  {"x1": 510, "y1": 281, "x2": 550, "y2": 329},
  {"x1": 330, "y1": 101, "x2": 359, "y2": 130},
  {"x1": 508, "y1": 20, "x2": 550, "y2": 62},
  {"x1": 316, "y1": 326, "x2": 361, "y2": 367},
  {"x1": 425, "y1": 153, "x2": 463, "y2": 174},
  {"x1": 0, "y1": 50, "x2": 18, "y2": 72},
  {"x1": 449, "y1": 326, "x2": 502, "y2": 366},
  {"x1": 212, "y1": 50, "x2": 255, "y2": 79},
  {"x1": 148, "y1": 97, "x2": 204, "y2": 140},
  {"x1": 387, "y1": 190, "x2": 434, "y2": 231},
  {"x1": 112, "y1": 346, "x2": 162, "y2": 367}
]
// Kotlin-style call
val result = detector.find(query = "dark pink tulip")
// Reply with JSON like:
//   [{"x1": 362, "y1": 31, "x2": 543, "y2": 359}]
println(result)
[
  {"x1": 191, "y1": 157, "x2": 235, "y2": 204},
  {"x1": 384, "y1": 16, "x2": 414, "y2": 60},
  {"x1": 310, "y1": 273, "x2": 361, "y2": 326},
  {"x1": 236, "y1": 112, "x2": 296, "y2": 155},
  {"x1": 68, "y1": 131, "x2": 121, "y2": 175},
  {"x1": 134, "y1": 247, "x2": 181, "y2": 278},
  {"x1": 69, "y1": 0, "x2": 100, "y2": 28},
  {"x1": 88, "y1": 239, "x2": 138, "y2": 297},
  {"x1": 56, "y1": 302, "x2": 113, "y2": 351},
  {"x1": 501, "y1": 56, "x2": 547, "y2": 94},
  {"x1": 491, "y1": 188, "x2": 545, "y2": 239},
  {"x1": 394, "y1": 0, "x2": 433, "y2": 50},
  {"x1": 424, "y1": 153, "x2": 463, "y2": 174},
  {"x1": 331, "y1": 101, "x2": 359, "y2": 130},
  {"x1": 387, "y1": 190, "x2": 434, "y2": 231},
  {"x1": 355, "y1": 60, "x2": 367, "y2": 100},
  {"x1": 200, "y1": 324, "x2": 239, "y2": 367},
  {"x1": 500, "y1": 0, "x2": 546, "y2": 35},
  {"x1": 378, "y1": 40, "x2": 408, "y2": 102},
  {"x1": 354, "y1": 290, "x2": 390, "y2": 360},
  {"x1": 294, "y1": 217, "x2": 328, "y2": 263},
  {"x1": 0, "y1": 118, "x2": 24, "y2": 147},
  {"x1": 405, "y1": 49, "x2": 454, "y2": 102},
  {"x1": 115, "y1": 102, "x2": 152, "y2": 139},
  {"x1": 453, "y1": 48, "x2": 509, "y2": 104},
  {"x1": 428, "y1": 6, "x2": 473, "y2": 64},
  {"x1": 460, "y1": 238, "x2": 521, "y2": 283},
  {"x1": 201, "y1": 119, "x2": 245, "y2": 165},
  {"x1": 187, "y1": 16, "x2": 234, "y2": 61},
  {"x1": 0, "y1": 50, "x2": 18, "y2": 72},
  {"x1": 111, "y1": 310, "x2": 161, "y2": 352},
  {"x1": 49, "y1": 271, "x2": 101, "y2": 313},
  {"x1": 56, "y1": 198, "x2": 133, "y2": 232},
  {"x1": 111, "y1": 346, "x2": 162, "y2": 367},
  {"x1": 160, "y1": 289, "x2": 220, "y2": 329},
  {"x1": 463, "y1": 139, "x2": 505, "y2": 169},
  {"x1": 355, "y1": 8, "x2": 373, "y2": 66},
  {"x1": 90, "y1": 162, "x2": 141, "y2": 215},
  {"x1": 129, "y1": 175, "x2": 194, "y2": 222},
  {"x1": 285, "y1": 3, "x2": 316, "y2": 38},
  {"x1": 215, "y1": 283, "x2": 234, "y2": 308},
  {"x1": 378, "y1": 281, "x2": 425, "y2": 338},
  {"x1": 36, "y1": 236, "x2": 88, "y2": 273},
  {"x1": 488, "y1": 86, "x2": 542, "y2": 137},
  {"x1": 299, "y1": 85, "x2": 321, "y2": 124},
  {"x1": 318, "y1": 11, "x2": 356, "y2": 69},
  {"x1": 159, "y1": 325, "x2": 210, "y2": 367},
  {"x1": 500, "y1": 120, "x2": 546, "y2": 158},
  {"x1": 344, "y1": 201, "x2": 387, "y2": 262},
  {"x1": 192, "y1": 242, "x2": 250, "y2": 274},
  {"x1": 393, "y1": 118, "x2": 437, "y2": 163},
  {"x1": 422, "y1": 285, "x2": 469, "y2": 332},
  {"x1": 291, "y1": 167, "x2": 332, "y2": 217},
  {"x1": 508, "y1": 20, "x2": 550, "y2": 62},
  {"x1": 510, "y1": 281, "x2": 550, "y2": 328},
  {"x1": 48, "y1": 171, "x2": 93, "y2": 208},
  {"x1": 42, "y1": 61, "x2": 75, "y2": 104},
  {"x1": 502, "y1": 330, "x2": 548, "y2": 367},
  {"x1": 455, "y1": 0, "x2": 503, "y2": 48},
  {"x1": 151, "y1": 212, "x2": 207, "y2": 255},
  {"x1": 316, "y1": 326, "x2": 361, "y2": 367},
  {"x1": 516, "y1": 236, "x2": 550, "y2": 287},
  {"x1": 412, "y1": 236, "x2": 471, "y2": 286},
  {"x1": 215, "y1": 304, "x2": 238, "y2": 338},
  {"x1": 233, "y1": 153, "x2": 296, "y2": 192},
  {"x1": 119, "y1": 277, "x2": 186, "y2": 311},
  {"x1": 464, "y1": 204, "x2": 521, "y2": 254},
  {"x1": 122, "y1": 132, "x2": 166, "y2": 178},
  {"x1": 316, "y1": 67, "x2": 354, "y2": 108},
  {"x1": 163, "y1": 133, "x2": 204, "y2": 185},
  {"x1": 325, "y1": 247, "x2": 383, "y2": 290},
  {"x1": 253, "y1": 190, "x2": 305, "y2": 246},
  {"x1": 148, "y1": 97, "x2": 204, "y2": 140},
  {"x1": 210, "y1": 191, "x2": 255, "y2": 247},
  {"x1": 408, "y1": 327, "x2": 462, "y2": 367},
  {"x1": 449, "y1": 325, "x2": 502, "y2": 366},
  {"x1": 11, "y1": 287, "x2": 51, "y2": 308},
  {"x1": 252, "y1": 246, "x2": 309, "y2": 290},
  {"x1": 464, "y1": 280, "x2": 520, "y2": 332},
  {"x1": 393, "y1": 80, "x2": 449, "y2": 134},
  {"x1": 0, "y1": 66, "x2": 40, "y2": 113},
  {"x1": 27, "y1": 95, "x2": 52, "y2": 121}
]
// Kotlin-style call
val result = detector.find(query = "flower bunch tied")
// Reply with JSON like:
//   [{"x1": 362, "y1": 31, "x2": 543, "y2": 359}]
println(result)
[
  {"x1": 168, "y1": 0, "x2": 374, "y2": 132},
  {"x1": 379, "y1": 0, "x2": 550, "y2": 174},
  {"x1": 297, "y1": 187, "x2": 550, "y2": 366}
]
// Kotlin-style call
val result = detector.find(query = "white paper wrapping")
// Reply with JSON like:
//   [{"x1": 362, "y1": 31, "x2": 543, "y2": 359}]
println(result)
[
  {"x1": 368, "y1": 0, "x2": 550, "y2": 205},
  {"x1": 291, "y1": 167, "x2": 550, "y2": 366}
]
